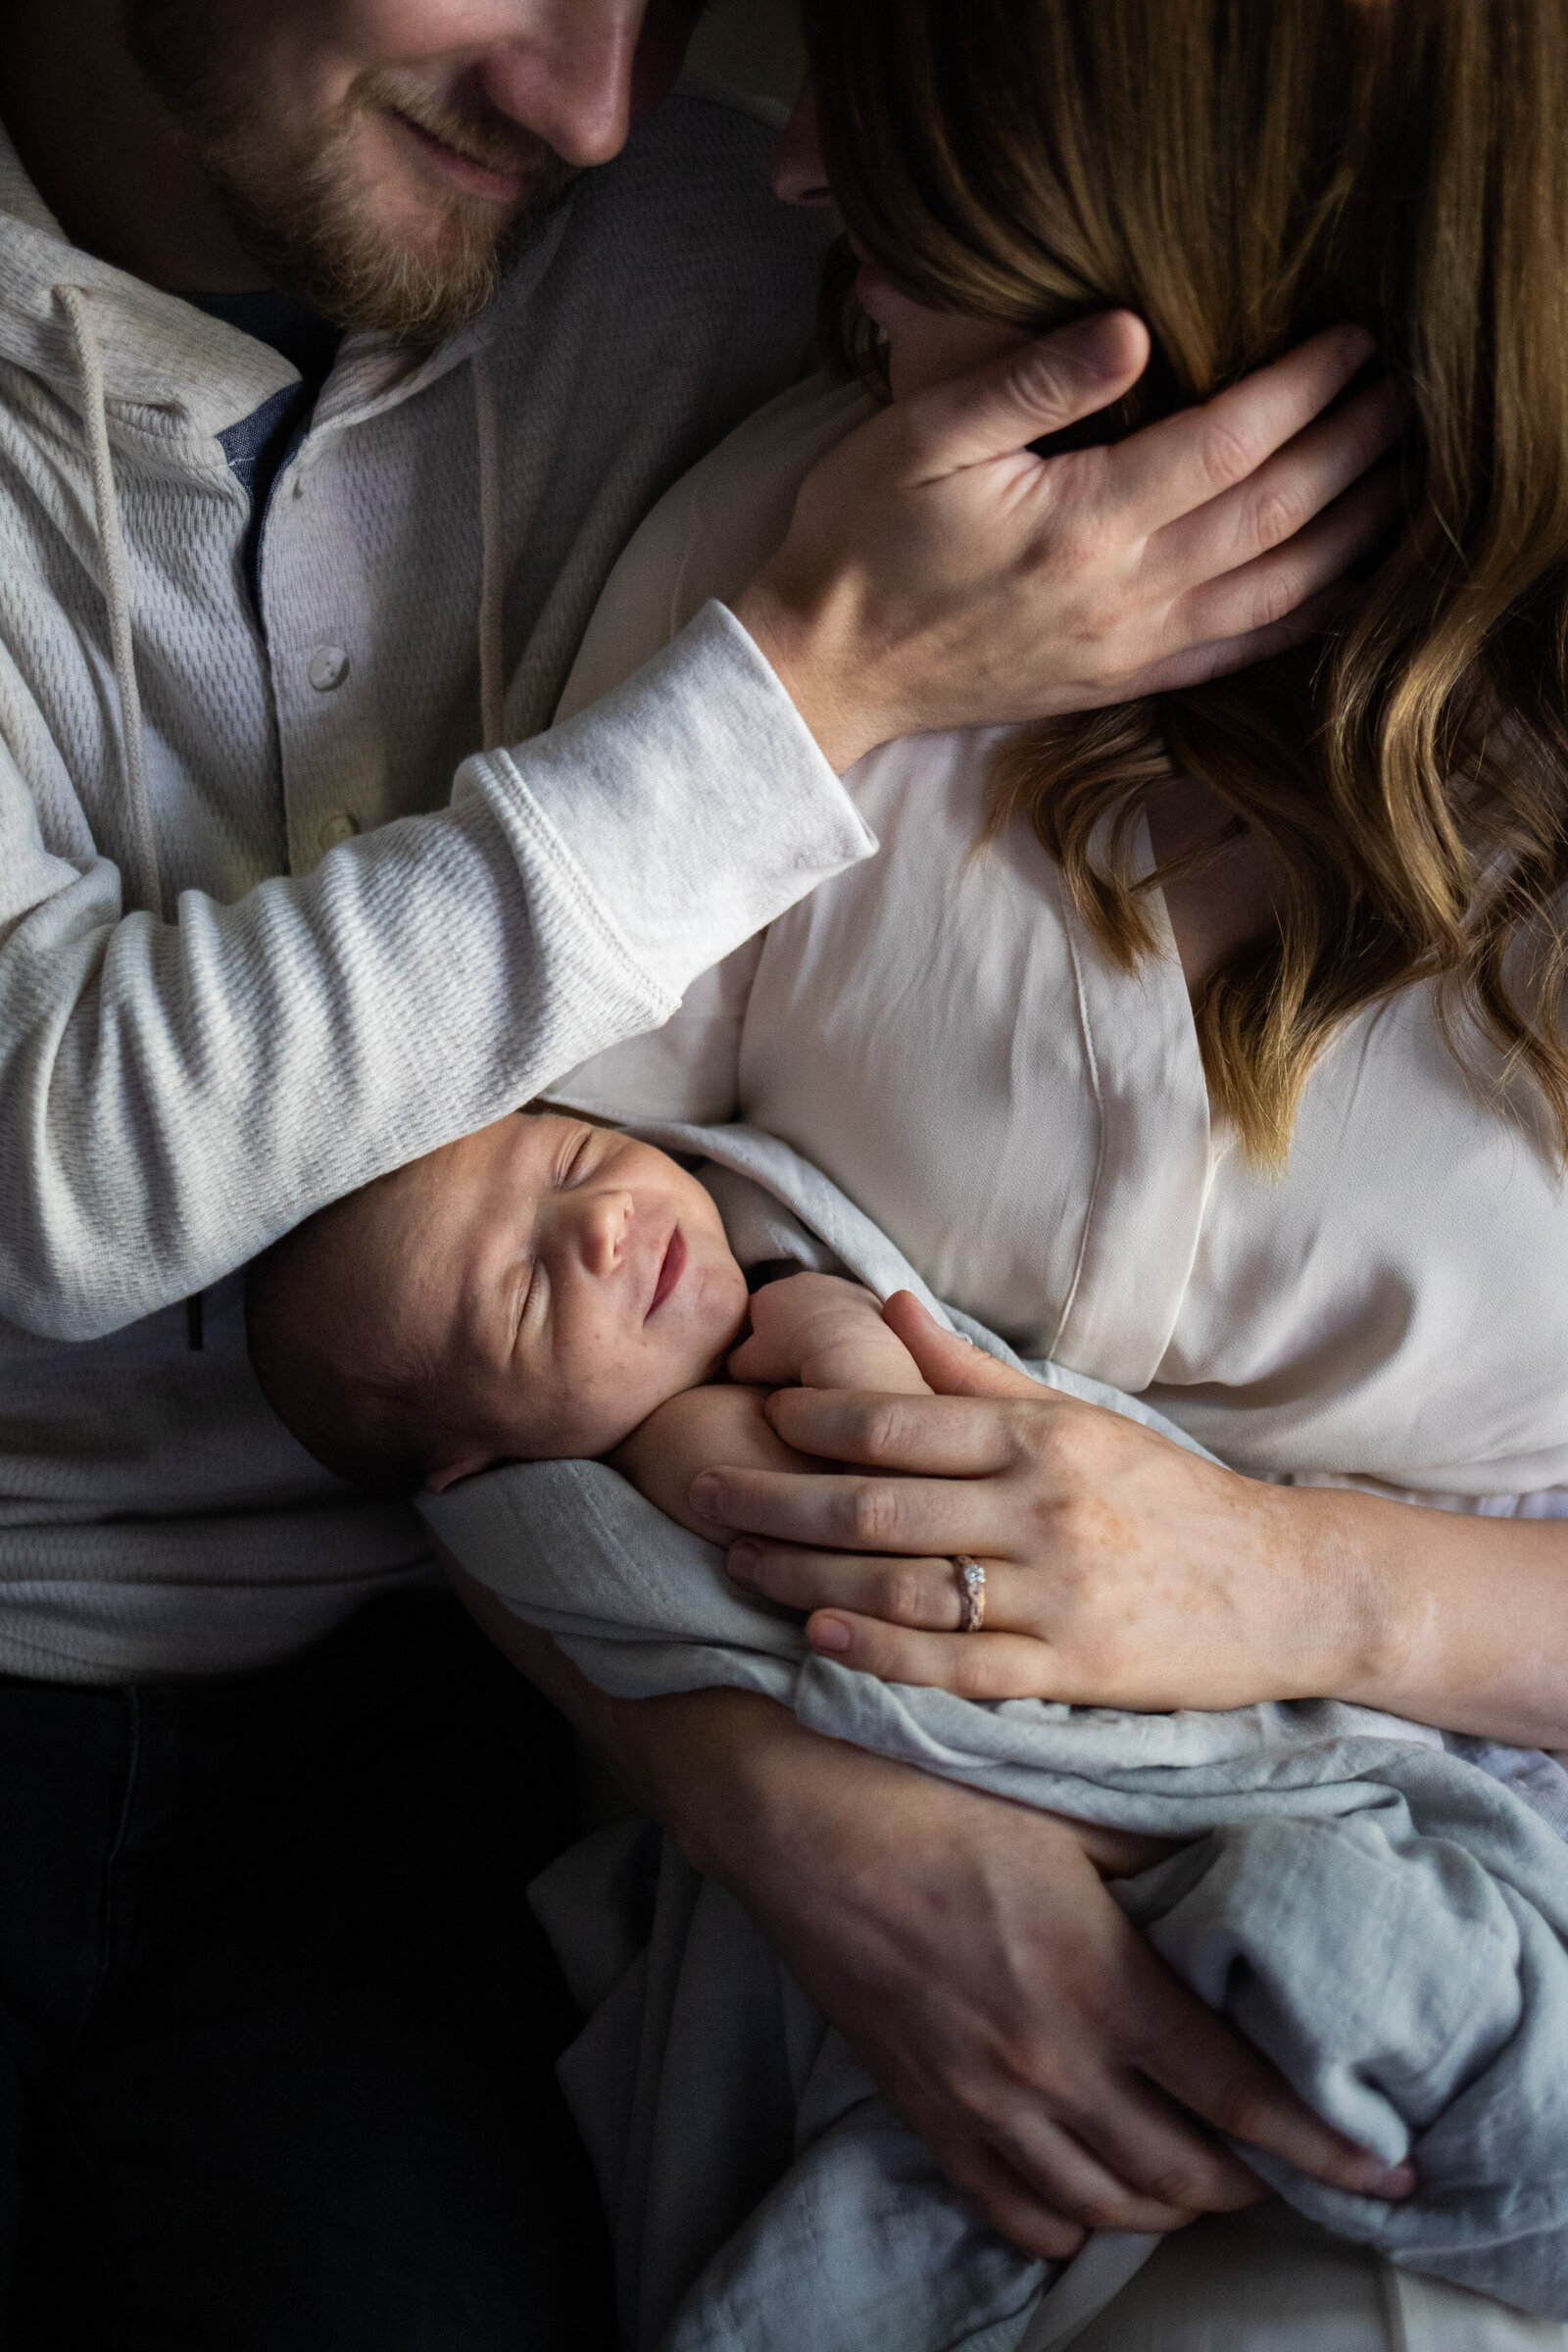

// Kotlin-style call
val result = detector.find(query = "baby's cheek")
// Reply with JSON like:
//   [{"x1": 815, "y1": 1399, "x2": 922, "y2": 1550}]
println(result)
[{"x1": 572, "y1": 1351, "x2": 693, "y2": 1461}]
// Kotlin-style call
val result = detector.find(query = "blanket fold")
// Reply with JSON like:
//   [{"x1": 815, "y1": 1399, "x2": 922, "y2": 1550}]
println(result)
[{"x1": 421, "y1": 1123, "x2": 1568, "y2": 2345}]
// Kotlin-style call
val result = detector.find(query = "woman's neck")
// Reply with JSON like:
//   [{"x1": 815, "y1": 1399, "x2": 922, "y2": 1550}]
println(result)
[{"x1": 1146, "y1": 778, "x2": 1280, "y2": 998}]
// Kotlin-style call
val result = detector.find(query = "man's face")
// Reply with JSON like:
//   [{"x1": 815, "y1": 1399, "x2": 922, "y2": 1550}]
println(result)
[{"x1": 125, "y1": 0, "x2": 705, "y2": 342}]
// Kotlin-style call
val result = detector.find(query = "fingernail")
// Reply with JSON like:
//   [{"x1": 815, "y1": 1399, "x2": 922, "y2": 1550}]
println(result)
[
  {"x1": 690, "y1": 1473, "x2": 721, "y2": 1512},
  {"x1": 728, "y1": 1542, "x2": 760, "y2": 1583},
  {"x1": 1341, "y1": 324, "x2": 1377, "y2": 369},
  {"x1": 808, "y1": 1613, "x2": 853, "y2": 1653},
  {"x1": 1356, "y1": 2159, "x2": 1415, "y2": 2200},
  {"x1": 1064, "y1": 310, "x2": 1141, "y2": 372}
]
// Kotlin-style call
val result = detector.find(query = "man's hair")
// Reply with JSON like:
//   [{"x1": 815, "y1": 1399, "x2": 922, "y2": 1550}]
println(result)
[
  {"x1": 806, "y1": 0, "x2": 1568, "y2": 1166},
  {"x1": 245, "y1": 1192, "x2": 438, "y2": 1495}
]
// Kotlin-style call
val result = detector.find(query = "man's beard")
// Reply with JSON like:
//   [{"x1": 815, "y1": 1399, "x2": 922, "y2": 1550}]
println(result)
[{"x1": 123, "y1": 0, "x2": 579, "y2": 345}]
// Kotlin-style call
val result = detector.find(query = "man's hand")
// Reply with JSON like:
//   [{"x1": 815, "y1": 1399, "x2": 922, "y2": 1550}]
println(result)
[
  {"x1": 444, "y1": 1561, "x2": 1412, "y2": 2252},
  {"x1": 655, "y1": 1690, "x2": 1415, "y2": 2255},
  {"x1": 734, "y1": 314, "x2": 1403, "y2": 771}
]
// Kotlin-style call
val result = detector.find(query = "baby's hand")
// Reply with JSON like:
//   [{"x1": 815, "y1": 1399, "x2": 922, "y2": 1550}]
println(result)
[{"x1": 727, "y1": 1273, "x2": 930, "y2": 1396}]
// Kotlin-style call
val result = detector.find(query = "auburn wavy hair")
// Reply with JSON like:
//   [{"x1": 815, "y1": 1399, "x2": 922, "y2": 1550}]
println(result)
[{"x1": 800, "y1": 0, "x2": 1568, "y2": 1164}]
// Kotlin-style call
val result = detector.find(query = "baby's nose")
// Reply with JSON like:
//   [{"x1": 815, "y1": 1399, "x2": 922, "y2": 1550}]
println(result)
[{"x1": 579, "y1": 1191, "x2": 634, "y2": 1273}]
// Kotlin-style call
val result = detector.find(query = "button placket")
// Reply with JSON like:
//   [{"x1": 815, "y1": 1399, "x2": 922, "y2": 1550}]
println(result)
[{"x1": 263, "y1": 436, "x2": 389, "y2": 874}]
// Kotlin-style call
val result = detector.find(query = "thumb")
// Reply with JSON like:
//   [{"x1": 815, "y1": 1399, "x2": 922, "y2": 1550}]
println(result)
[
  {"x1": 881, "y1": 1292, "x2": 1046, "y2": 1399},
  {"x1": 901, "y1": 310, "x2": 1151, "y2": 477}
]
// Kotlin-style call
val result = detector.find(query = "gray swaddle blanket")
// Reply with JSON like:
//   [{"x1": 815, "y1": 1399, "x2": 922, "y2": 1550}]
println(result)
[{"x1": 421, "y1": 1122, "x2": 1568, "y2": 2347}]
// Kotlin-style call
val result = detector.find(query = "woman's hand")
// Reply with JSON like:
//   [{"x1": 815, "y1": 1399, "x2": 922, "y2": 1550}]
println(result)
[{"x1": 696, "y1": 1294, "x2": 1383, "y2": 1711}]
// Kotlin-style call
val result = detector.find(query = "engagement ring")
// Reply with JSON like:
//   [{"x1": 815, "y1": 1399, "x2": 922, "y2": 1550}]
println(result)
[{"x1": 953, "y1": 1554, "x2": 986, "y2": 1634}]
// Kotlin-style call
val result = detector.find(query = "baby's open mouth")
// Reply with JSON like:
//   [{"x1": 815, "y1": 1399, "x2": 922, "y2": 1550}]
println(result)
[{"x1": 648, "y1": 1227, "x2": 686, "y2": 1319}]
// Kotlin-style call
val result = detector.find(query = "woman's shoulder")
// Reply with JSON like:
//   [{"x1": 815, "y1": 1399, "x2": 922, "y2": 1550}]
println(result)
[{"x1": 555, "y1": 373, "x2": 877, "y2": 720}]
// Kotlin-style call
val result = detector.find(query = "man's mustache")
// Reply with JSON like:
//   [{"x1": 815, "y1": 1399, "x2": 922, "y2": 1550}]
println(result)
[{"x1": 357, "y1": 72, "x2": 561, "y2": 182}]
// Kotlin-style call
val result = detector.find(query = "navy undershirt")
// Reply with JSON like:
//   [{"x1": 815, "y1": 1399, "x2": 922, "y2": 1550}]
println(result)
[{"x1": 184, "y1": 290, "x2": 342, "y2": 610}]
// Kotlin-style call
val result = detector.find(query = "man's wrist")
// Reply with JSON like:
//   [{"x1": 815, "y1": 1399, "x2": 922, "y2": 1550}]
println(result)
[
  {"x1": 598, "y1": 1683, "x2": 805, "y2": 1876},
  {"x1": 730, "y1": 573, "x2": 884, "y2": 776}
]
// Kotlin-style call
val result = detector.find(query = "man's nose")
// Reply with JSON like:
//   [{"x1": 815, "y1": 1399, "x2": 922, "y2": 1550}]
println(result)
[
  {"x1": 770, "y1": 83, "x2": 832, "y2": 207},
  {"x1": 480, "y1": 2, "x2": 650, "y2": 168}
]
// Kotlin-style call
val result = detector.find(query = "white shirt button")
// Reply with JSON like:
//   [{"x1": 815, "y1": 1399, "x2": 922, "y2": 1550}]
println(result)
[
  {"x1": 317, "y1": 811, "x2": 361, "y2": 854},
  {"x1": 307, "y1": 644, "x2": 350, "y2": 692}
]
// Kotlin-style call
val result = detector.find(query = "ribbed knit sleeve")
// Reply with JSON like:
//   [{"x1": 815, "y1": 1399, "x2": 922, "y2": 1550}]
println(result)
[{"x1": 0, "y1": 605, "x2": 873, "y2": 1342}]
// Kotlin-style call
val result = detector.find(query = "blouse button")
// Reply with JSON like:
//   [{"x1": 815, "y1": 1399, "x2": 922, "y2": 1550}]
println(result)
[{"x1": 308, "y1": 644, "x2": 351, "y2": 692}]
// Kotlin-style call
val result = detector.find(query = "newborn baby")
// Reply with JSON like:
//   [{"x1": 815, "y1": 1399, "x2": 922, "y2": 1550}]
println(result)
[{"x1": 245, "y1": 1107, "x2": 929, "y2": 1525}]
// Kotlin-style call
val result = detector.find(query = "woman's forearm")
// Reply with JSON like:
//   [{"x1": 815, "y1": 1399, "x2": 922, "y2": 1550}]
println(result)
[
  {"x1": 702, "y1": 1304, "x2": 1568, "y2": 1746},
  {"x1": 1306, "y1": 1484, "x2": 1568, "y2": 1746}
]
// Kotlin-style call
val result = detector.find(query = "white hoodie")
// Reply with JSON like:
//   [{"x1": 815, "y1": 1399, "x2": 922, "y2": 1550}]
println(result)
[{"x1": 0, "y1": 81, "x2": 874, "y2": 1682}]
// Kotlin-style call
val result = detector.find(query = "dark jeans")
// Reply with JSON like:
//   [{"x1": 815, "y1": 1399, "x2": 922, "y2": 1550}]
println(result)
[{"x1": 0, "y1": 1590, "x2": 614, "y2": 2351}]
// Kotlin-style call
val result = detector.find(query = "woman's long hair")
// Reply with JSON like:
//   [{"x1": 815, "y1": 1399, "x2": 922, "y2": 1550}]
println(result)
[{"x1": 801, "y1": 0, "x2": 1568, "y2": 1164}]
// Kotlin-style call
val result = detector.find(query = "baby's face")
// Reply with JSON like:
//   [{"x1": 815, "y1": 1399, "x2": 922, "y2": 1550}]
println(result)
[{"x1": 394, "y1": 1112, "x2": 749, "y2": 1486}]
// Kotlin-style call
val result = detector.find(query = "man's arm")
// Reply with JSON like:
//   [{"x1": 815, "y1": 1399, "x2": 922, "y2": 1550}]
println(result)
[
  {"x1": 0, "y1": 610, "x2": 868, "y2": 1341},
  {"x1": 444, "y1": 1557, "x2": 1413, "y2": 2253},
  {"x1": 4, "y1": 315, "x2": 1397, "y2": 1343}
]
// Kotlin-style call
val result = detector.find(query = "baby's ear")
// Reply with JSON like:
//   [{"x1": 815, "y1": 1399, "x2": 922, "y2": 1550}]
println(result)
[{"x1": 422, "y1": 1450, "x2": 497, "y2": 1494}]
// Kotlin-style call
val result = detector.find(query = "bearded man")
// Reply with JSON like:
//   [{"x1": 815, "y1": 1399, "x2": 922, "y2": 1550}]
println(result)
[{"x1": 0, "y1": 2, "x2": 1399, "y2": 2343}]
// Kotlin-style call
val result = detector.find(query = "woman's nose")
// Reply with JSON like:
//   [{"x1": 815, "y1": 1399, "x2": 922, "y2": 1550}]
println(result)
[{"x1": 770, "y1": 82, "x2": 832, "y2": 207}]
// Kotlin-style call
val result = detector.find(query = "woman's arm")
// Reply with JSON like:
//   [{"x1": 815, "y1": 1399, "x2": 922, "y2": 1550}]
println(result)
[
  {"x1": 444, "y1": 1554, "x2": 1411, "y2": 2255},
  {"x1": 702, "y1": 1297, "x2": 1568, "y2": 1748}
]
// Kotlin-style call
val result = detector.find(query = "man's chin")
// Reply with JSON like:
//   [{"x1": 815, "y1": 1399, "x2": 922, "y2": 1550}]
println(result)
[{"x1": 217, "y1": 148, "x2": 569, "y2": 346}]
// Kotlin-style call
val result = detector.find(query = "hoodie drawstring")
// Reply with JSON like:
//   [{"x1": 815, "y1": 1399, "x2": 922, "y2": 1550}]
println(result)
[
  {"x1": 58, "y1": 286, "x2": 166, "y2": 924},
  {"x1": 472, "y1": 351, "x2": 505, "y2": 755}
]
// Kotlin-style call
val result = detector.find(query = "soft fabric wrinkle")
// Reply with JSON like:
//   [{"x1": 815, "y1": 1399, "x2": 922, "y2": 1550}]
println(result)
[{"x1": 423, "y1": 1123, "x2": 1568, "y2": 2343}]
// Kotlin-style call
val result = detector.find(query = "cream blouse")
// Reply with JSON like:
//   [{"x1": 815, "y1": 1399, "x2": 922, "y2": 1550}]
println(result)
[{"x1": 555, "y1": 377, "x2": 1568, "y2": 1511}]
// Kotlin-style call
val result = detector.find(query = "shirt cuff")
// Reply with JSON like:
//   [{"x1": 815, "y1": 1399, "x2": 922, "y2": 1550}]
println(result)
[{"x1": 454, "y1": 600, "x2": 876, "y2": 1006}]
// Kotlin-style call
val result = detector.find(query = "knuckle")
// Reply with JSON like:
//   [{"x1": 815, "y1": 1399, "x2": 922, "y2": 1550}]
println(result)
[
  {"x1": 1011, "y1": 347, "x2": 1074, "y2": 420},
  {"x1": 1249, "y1": 482, "x2": 1308, "y2": 554},
  {"x1": 880, "y1": 1565, "x2": 932, "y2": 1625},
  {"x1": 1140, "y1": 2159, "x2": 1213, "y2": 2213},
  {"x1": 1049, "y1": 509, "x2": 1108, "y2": 583},
  {"x1": 1200, "y1": 416, "x2": 1263, "y2": 496},
  {"x1": 1248, "y1": 568, "x2": 1305, "y2": 631},
  {"x1": 1008, "y1": 1396, "x2": 1062, "y2": 1471},
  {"x1": 1203, "y1": 2070, "x2": 1273, "y2": 2146},
  {"x1": 841, "y1": 1482, "x2": 900, "y2": 1546},
  {"x1": 863, "y1": 1397, "x2": 913, "y2": 1457},
  {"x1": 1071, "y1": 2190, "x2": 1141, "y2": 2232}
]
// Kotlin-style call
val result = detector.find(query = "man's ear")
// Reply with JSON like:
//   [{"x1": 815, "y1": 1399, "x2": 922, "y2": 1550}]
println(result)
[{"x1": 422, "y1": 1451, "x2": 496, "y2": 1494}]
